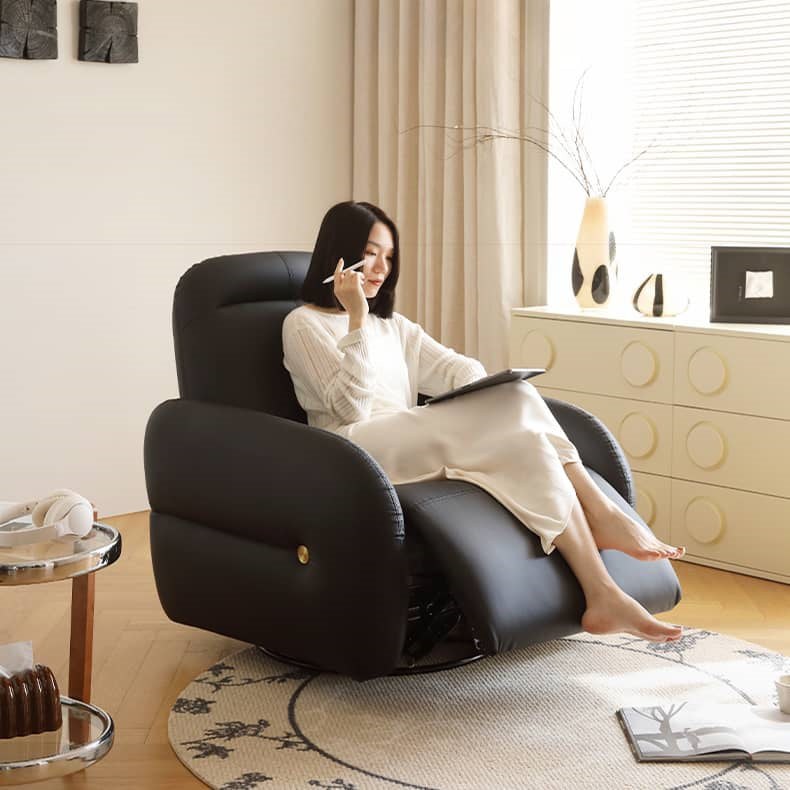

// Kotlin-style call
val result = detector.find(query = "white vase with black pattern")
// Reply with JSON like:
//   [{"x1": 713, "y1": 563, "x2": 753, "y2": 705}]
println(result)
[
  {"x1": 572, "y1": 197, "x2": 617, "y2": 308},
  {"x1": 633, "y1": 272, "x2": 689, "y2": 317}
]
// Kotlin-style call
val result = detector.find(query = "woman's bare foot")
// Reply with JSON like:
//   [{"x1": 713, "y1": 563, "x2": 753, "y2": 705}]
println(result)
[
  {"x1": 585, "y1": 501, "x2": 685, "y2": 561},
  {"x1": 581, "y1": 584, "x2": 683, "y2": 642}
]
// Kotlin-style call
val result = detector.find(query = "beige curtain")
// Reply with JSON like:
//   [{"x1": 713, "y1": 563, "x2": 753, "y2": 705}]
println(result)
[{"x1": 353, "y1": 0, "x2": 550, "y2": 371}]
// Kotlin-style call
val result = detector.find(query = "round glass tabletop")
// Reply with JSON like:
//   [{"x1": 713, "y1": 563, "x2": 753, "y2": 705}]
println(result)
[
  {"x1": 0, "y1": 524, "x2": 121, "y2": 585},
  {"x1": 0, "y1": 697, "x2": 114, "y2": 785}
]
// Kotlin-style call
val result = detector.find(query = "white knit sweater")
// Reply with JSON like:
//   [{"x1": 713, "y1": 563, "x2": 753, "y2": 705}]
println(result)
[{"x1": 282, "y1": 305, "x2": 487, "y2": 435}]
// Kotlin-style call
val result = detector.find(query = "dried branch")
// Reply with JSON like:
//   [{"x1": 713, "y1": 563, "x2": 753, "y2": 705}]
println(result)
[
  {"x1": 601, "y1": 142, "x2": 655, "y2": 197},
  {"x1": 531, "y1": 93, "x2": 576, "y2": 160},
  {"x1": 477, "y1": 130, "x2": 590, "y2": 193},
  {"x1": 400, "y1": 69, "x2": 657, "y2": 197},
  {"x1": 571, "y1": 70, "x2": 594, "y2": 193}
]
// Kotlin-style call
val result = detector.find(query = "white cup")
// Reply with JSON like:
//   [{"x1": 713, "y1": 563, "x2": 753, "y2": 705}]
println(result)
[{"x1": 775, "y1": 674, "x2": 790, "y2": 714}]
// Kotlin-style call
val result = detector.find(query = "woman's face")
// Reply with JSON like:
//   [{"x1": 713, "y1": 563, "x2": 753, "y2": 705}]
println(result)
[{"x1": 360, "y1": 221, "x2": 394, "y2": 299}]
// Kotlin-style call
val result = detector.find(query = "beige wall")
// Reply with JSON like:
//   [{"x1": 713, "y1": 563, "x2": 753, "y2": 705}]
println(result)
[{"x1": 0, "y1": 0, "x2": 353, "y2": 516}]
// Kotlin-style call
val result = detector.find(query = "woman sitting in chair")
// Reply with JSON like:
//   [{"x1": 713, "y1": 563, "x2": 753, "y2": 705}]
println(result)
[{"x1": 282, "y1": 200, "x2": 685, "y2": 643}]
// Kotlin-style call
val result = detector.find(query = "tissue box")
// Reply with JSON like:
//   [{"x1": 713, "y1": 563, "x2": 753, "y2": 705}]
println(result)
[{"x1": 0, "y1": 665, "x2": 62, "y2": 738}]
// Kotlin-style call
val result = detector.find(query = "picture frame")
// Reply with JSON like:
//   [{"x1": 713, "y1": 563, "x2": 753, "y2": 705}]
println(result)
[{"x1": 710, "y1": 246, "x2": 790, "y2": 324}]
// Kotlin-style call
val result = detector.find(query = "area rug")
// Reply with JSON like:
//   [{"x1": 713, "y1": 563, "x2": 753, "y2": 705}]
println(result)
[{"x1": 169, "y1": 630, "x2": 790, "y2": 790}]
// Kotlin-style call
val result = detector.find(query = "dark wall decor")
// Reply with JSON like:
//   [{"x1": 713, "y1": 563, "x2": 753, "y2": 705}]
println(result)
[
  {"x1": 0, "y1": 0, "x2": 58, "y2": 60},
  {"x1": 710, "y1": 246, "x2": 790, "y2": 323},
  {"x1": 79, "y1": 0, "x2": 137, "y2": 63}
]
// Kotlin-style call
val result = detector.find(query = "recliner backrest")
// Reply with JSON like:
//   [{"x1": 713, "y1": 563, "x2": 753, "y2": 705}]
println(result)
[{"x1": 172, "y1": 251, "x2": 309, "y2": 421}]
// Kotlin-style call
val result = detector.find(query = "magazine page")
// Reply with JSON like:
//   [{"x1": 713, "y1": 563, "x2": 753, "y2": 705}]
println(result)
[
  {"x1": 619, "y1": 703, "x2": 748, "y2": 759},
  {"x1": 738, "y1": 706, "x2": 790, "y2": 756}
]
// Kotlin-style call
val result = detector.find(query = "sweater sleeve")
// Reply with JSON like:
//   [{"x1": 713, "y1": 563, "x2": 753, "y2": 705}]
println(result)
[
  {"x1": 282, "y1": 319, "x2": 376, "y2": 426},
  {"x1": 395, "y1": 313, "x2": 487, "y2": 397}
]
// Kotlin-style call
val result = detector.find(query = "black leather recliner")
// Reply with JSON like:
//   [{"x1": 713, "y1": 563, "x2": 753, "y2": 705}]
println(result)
[{"x1": 143, "y1": 251, "x2": 681, "y2": 681}]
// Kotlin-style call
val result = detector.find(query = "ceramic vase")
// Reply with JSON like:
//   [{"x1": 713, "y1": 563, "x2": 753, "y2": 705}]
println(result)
[
  {"x1": 633, "y1": 272, "x2": 689, "y2": 317},
  {"x1": 572, "y1": 197, "x2": 617, "y2": 308}
]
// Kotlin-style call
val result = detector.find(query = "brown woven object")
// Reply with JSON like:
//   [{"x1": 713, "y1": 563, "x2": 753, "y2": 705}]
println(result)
[{"x1": 0, "y1": 665, "x2": 61, "y2": 738}]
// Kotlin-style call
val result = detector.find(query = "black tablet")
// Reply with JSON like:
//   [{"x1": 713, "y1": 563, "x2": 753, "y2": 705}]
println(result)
[{"x1": 424, "y1": 368, "x2": 545, "y2": 405}]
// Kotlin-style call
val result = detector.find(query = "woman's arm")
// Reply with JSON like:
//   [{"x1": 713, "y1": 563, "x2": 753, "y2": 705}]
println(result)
[
  {"x1": 283, "y1": 321, "x2": 376, "y2": 425},
  {"x1": 395, "y1": 314, "x2": 487, "y2": 397}
]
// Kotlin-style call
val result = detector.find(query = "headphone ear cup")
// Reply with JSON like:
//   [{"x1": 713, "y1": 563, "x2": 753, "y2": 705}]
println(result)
[
  {"x1": 44, "y1": 495, "x2": 93, "y2": 538},
  {"x1": 32, "y1": 495, "x2": 62, "y2": 527},
  {"x1": 66, "y1": 500, "x2": 94, "y2": 538},
  {"x1": 31, "y1": 490, "x2": 84, "y2": 526}
]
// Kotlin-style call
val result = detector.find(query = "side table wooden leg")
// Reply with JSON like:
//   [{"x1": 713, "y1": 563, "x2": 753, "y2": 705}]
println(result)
[{"x1": 69, "y1": 573, "x2": 96, "y2": 702}]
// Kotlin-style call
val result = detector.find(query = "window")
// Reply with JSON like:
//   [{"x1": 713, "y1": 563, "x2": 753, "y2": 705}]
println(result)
[{"x1": 548, "y1": 0, "x2": 790, "y2": 313}]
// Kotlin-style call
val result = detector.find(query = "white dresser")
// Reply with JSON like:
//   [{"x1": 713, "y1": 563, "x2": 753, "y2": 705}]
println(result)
[{"x1": 510, "y1": 304, "x2": 790, "y2": 584}]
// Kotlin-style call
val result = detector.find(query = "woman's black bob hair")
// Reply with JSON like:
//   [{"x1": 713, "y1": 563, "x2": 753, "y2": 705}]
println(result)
[{"x1": 301, "y1": 200, "x2": 400, "y2": 318}]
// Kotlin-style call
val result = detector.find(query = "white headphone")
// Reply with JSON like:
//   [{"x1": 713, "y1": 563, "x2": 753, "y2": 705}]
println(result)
[{"x1": 0, "y1": 490, "x2": 94, "y2": 548}]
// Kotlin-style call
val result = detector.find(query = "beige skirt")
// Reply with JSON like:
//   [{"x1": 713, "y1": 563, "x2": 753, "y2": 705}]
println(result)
[{"x1": 339, "y1": 380, "x2": 581, "y2": 554}]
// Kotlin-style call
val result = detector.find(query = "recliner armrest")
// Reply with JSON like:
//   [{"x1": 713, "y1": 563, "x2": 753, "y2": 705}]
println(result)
[
  {"x1": 543, "y1": 396, "x2": 635, "y2": 507},
  {"x1": 144, "y1": 398, "x2": 408, "y2": 679},
  {"x1": 145, "y1": 398, "x2": 404, "y2": 544}
]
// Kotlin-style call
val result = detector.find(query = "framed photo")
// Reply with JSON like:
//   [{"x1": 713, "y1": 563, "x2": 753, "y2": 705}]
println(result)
[{"x1": 710, "y1": 246, "x2": 790, "y2": 324}]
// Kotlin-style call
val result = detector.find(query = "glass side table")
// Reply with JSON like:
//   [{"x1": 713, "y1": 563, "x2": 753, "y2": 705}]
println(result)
[
  {"x1": 0, "y1": 698, "x2": 113, "y2": 785},
  {"x1": 0, "y1": 519, "x2": 122, "y2": 784}
]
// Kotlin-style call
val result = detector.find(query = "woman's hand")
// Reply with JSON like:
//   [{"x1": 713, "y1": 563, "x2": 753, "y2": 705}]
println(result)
[{"x1": 333, "y1": 258, "x2": 369, "y2": 329}]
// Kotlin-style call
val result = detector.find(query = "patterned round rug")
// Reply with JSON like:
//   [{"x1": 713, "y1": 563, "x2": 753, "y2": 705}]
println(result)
[{"x1": 169, "y1": 630, "x2": 790, "y2": 790}]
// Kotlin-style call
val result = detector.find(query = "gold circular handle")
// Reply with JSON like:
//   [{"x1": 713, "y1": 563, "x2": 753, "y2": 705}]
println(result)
[
  {"x1": 297, "y1": 545, "x2": 310, "y2": 565},
  {"x1": 618, "y1": 412, "x2": 658, "y2": 459},
  {"x1": 686, "y1": 422, "x2": 727, "y2": 470},
  {"x1": 635, "y1": 486, "x2": 656, "y2": 526},
  {"x1": 519, "y1": 330, "x2": 555, "y2": 370},
  {"x1": 620, "y1": 341, "x2": 658, "y2": 387},
  {"x1": 684, "y1": 497, "x2": 725, "y2": 544},
  {"x1": 688, "y1": 347, "x2": 728, "y2": 395}
]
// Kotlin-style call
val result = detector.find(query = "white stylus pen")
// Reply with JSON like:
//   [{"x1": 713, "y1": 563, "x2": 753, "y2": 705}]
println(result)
[{"x1": 322, "y1": 259, "x2": 365, "y2": 284}]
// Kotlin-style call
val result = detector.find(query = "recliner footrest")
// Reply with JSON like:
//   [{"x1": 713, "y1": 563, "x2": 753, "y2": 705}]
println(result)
[{"x1": 395, "y1": 474, "x2": 681, "y2": 655}]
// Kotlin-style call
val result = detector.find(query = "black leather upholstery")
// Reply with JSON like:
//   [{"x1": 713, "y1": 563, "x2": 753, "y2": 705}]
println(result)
[
  {"x1": 144, "y1": 250, "x2": 682, "y2": 680},
  {"x1": 397, "y1": 471, "x2": 679, "y2": 655},
  {"x1": 173, "y1": 251, "x2": 309, "y2": 420},
  {"x1": 144, "y1": 397, "x2": 408, "y2": 679}
]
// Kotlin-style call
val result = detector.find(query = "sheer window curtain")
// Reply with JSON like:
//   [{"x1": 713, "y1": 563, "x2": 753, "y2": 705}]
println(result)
[{"x1": 352, "y1": 0, "x2": 549, "y2": 371}]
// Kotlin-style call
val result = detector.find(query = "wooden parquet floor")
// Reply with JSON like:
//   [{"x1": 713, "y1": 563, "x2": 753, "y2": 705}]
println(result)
[{"x1": 2, "y1": 511, "x2": 788, "y2": 788}]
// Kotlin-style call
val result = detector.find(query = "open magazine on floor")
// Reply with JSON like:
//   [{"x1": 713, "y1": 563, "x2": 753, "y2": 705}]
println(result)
[
  {"x1": 617, "y1": 702, "x2": 790, "y2": 763},
  {"x1": 424, "y1": 368, "x2": 545, "y2": 405}
]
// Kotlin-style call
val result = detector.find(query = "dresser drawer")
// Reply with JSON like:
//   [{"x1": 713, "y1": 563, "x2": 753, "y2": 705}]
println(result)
[
  {"x1": 671, "y1": 479, "x2": 790, "y2": 582},
  {"x1": 632, "y1": 472, "x2": 671, "y2": 543},
  {"x1": 675, "y1": 331, "x2": 790, "y2": 419},
  {"x1": 539, "y1": 386, "x2": 672, "y2": 476},
  {"x1": 511, "y1": 316, "x2": 674, "y2": 403},
  {"x1": 672, "y1": 406, "x2": 790, "y2": 498}
]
